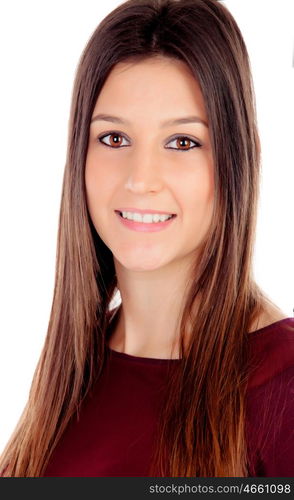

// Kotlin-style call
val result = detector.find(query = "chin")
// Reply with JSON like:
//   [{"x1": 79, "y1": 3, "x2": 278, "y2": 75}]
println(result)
[{"x1": 114, "y1": 253, "x2": 169, "y2": 272}]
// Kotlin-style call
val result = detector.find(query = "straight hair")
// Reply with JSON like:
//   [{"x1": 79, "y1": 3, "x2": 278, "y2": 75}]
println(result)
[{"x1": 0, "y1": 0, "x2": 282, "y2": 476}]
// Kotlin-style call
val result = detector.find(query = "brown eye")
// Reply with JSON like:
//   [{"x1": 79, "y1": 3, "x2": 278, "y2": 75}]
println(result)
[
  {"x1": 109, "y1": 134, "x2": 122, "y2": 147},
  {"x1": 177, "y1": 137, "x2": 191, "y2": 150},
  {"x1": 166, "y1": 135, "x2": 202, "y2": 151},
  {"x1": 99, "y1": 133, "x2": 129, "y2": 148}
]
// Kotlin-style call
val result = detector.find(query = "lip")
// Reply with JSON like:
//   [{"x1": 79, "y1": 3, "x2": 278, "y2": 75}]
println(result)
[
  {"x1": 115, "y1": 211, "x2": 177, "y2": 232},
  {"x1": 115, "y1": 207, "x2": 176, "y2": 215}
]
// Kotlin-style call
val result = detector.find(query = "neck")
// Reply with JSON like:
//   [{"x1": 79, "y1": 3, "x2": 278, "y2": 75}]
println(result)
[{"x1": 108, "y1": 257, "x2": 196, "y2": 359}]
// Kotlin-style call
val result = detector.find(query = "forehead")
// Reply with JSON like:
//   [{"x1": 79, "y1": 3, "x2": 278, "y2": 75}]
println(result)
[{"x1": 94, "y1": 56, "x2": 207, "y2": 118}]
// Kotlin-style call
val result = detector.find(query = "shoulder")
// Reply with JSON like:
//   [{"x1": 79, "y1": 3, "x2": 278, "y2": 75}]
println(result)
[
  {"x1": 247, "y1": 316, "x2": 294, "y2": 388},
  {"x1": 248, "y1": 302, "x2": 289, "y2": 334},
  {"x1": 247, "y1": 300, "x2": 294, "y2": 386}
]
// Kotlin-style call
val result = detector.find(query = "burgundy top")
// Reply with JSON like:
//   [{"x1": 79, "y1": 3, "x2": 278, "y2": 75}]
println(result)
[{"x1": 44, "y1": 317, "x2": 294, "y2": 477}]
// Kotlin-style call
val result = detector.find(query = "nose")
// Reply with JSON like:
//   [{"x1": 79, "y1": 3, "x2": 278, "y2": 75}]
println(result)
[{"x1": 124, "y1": 147, "x2": 164, "y2": 194}]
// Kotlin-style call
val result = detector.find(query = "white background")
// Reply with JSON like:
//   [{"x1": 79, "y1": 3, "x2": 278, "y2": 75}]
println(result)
[{"x1": 0, "y1": 0, "x2": 293, "y2": 452}]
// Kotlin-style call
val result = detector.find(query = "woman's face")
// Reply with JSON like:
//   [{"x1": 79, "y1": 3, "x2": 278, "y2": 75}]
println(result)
[{"x1": 85, "y1": 56, "x2": 214, "y2": 272}]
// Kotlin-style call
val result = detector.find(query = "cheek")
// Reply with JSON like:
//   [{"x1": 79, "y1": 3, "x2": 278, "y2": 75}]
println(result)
[
  {"x1": 183, "y1": 166, "x2": 215, "y2": 237},
  {"x1": 84, "y1": 160, "x2": 107, "y2": 240},
  {"x1": 84, "y1": 157, "x2": 106, "y2": 226},
  {"x1": 198, "y1": 159, "x2": 214, "y2": 205},
  {"x1": 85, "y1": 154, "x2": 115, "y2": 205},
  {"x1": 196, "y1": 174, "x2": 214, "y2": 220},
  {"x1": 85, "y1": 160, "x2": 92, "y2": 200},
  {"x1": 179, "y1": 163, "x2": 214, "y2": 211}
]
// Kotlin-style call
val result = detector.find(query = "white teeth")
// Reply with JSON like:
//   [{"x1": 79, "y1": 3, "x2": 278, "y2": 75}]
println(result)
[
  {"x1": 142, "y1": 214, "x2": 154, "y2": 223},
  {"x1": 159, "y1": 214, "x2": 168, "y2": 222},
  {"x1": 121, "y1": 211, "x2": 173, "y2": 223},
  {"x1": 133, "y1": 213, "x2": 141, "y2": 222}
]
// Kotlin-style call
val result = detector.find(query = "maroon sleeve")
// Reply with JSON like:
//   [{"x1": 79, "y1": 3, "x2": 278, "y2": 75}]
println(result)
[
  {"x1": 246, "y1": 364, "x2": 294, "y2": 476},
  {"x1": 246, "y1": 319, "x2": 294, "y2": 477}
]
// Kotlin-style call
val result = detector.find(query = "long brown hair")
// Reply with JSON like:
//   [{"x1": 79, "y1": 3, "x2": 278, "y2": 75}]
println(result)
[{"x1": 0, "y1": 0, "x2": 279, "y2": 476}]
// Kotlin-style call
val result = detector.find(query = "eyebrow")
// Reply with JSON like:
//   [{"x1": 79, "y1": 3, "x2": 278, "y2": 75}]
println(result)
[{"x1": 90, "y1": 113, "x2": 208, "y2": 128}]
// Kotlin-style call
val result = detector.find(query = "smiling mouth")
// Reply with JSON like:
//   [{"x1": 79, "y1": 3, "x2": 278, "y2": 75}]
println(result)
[{"x1": 115, "y1": 211, "x2": 177, "y2": 223}]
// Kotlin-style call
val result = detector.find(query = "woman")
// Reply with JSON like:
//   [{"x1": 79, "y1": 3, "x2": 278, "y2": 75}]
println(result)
[{"x1": 1, "y1": 0, "x2": 293, "y2": 477}]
